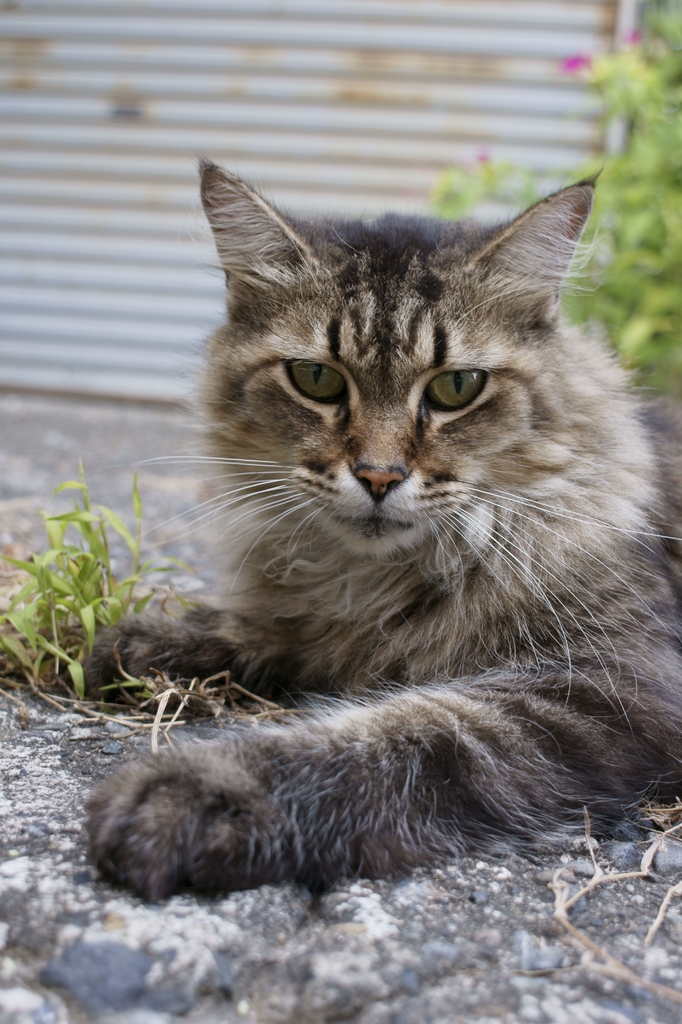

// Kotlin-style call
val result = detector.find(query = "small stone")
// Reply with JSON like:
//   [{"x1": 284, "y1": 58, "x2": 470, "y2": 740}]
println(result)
[
  {"x1": 142, "y1": 988, "x2": 195, "y2": 1014},
  {"x1": 469, "y1": 889, "x2": 487, "y2": 904},
  {"x1": 26, "y1": 821, "x2": 52, "y2": 838},
  {"x1": 237, "y1": 1000, "x2": 250, "y2": 1016},
  {"x1": 534, "y1": 870, "x2": 556, "y2": 884},
  {"x1": 505, "y1": 854, "x2": 530, "y2": 872},
  {"x1": 513, "y1": 930, "x2": 565, "y2": 972},
  {"x1": 69, "y1": 727, "x2": 99, "y2": 740},
  {"x1": 654, "y1": 838, "x2": 682, "y2": 876},
  {"x1": 101, "y1": 741, "x2": 124, "y2": 755},
  {"x1": 421, "y1": 939, "x2": 460, "y2": 966},
  {"x1": 602, "y1": 841, "x2": 641, "y2": 872},
  {"x1": 564, "y1": 858, "x2": 594, "y2": 878},
  {"x1": 400, "y1": 968, "x2": 420, "y2": 994},
  {"x1": 105, "y1": 721, "x2": 131, "y2": 735},
  {"x1": 32, "y1": 1001, "x2": 58, "y2": 1024},
  {"x1": 73, "y1": 870, "x2": 92, "y2": 885},
  {"x1": 40, "y1": 940, "x2": 152, "y2": 1013},
  {"x1": 0, "y1": 986, "x2": 44, "y2": 1013},
  {"x1": 211, "y1": 951, "x2": 235, "y2": 997},
  {"x1": 0, "y1": 922, "x2": 8, "y2": 950},
  {"x1": 103, "y1": 911, "x2": 127, "y2": 930}
]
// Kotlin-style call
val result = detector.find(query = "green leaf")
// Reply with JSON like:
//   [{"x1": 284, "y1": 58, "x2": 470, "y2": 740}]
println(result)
[
  {"x1": 68, "y1": 660, "x2": 85, "y2": 698},
  {"x1": 133, "y1": 592, "x2": 154, "y2": 614},
  {"x1": 6, "y1": 608, "x2": 38, "y2": 651},
  {"x1": 46, "y1": 510, "x2": 102, "y2": 525},
  {"x1": 132, "y1": 473, "x2": 143, "y2": 522},
  {"x1": 51, "y1": 480, "x2": 88, "y2": 497},
  {"x1": 44, "y1": 517, "x2": 67, "y2": 550},
  {"x1": 78, "y1": 604, "x2": 96, "y2": 651},
  {"x1": 98, "y1": 506, "x2": 136, "y2": 553},
  {"x1": 0, "y1": 632, "x2": 35, "y2": 670}
]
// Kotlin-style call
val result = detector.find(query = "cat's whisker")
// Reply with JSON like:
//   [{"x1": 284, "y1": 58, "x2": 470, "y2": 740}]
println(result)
[
  {"x1": 227, "y1": 497, "x2": 319, "y2": 594},
  {"x1": 149, "y1": 486, "x2": 302, "y2": 547},
  {"x1": 219, "y1": 491, "x2": 310, "y2": 535},
  {"x1": 466, "y1": 483, "x2": 682, "y2": 545},
  {"x1": 137, "y1": 455, "x2": 289, "y2": 468},
  {"x1": 456, "y1": 502, "x2": 624, "y2": 652},
  {"x1": 472, "y1": 520, "x2": 641, "y2": 724},
  {"x1": 145, "y1": 478, "x2": 298, "y2": 536},
  {"x1": 461, "y1": 488, "x2": 676, "y2": 645},
  {"x1": 438, "y1": 505, "x2": 627, "y2": 713},
  {"x1": 285, "y1": 503, "x2": 329, "y2": 559},
  {"x1": 439, "y1": 511, "x2": 587, "y2": 711}
]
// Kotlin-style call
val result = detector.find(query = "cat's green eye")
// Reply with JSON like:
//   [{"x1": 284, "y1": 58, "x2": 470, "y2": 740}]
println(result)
[
  {"x1": 287, "y1": 360, "x2": 346, "y2": 402},
  {"x1": 425, "y1": 369, "x2": 486, "y2": 410}
]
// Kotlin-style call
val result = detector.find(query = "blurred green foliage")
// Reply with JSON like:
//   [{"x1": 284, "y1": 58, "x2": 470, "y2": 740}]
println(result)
[
  {"x1": 432, "y1": 1, "x2": 682, "y2": 396},
  {"x1": 0, "y1": 470, "x2": 182, "y2": 697}
]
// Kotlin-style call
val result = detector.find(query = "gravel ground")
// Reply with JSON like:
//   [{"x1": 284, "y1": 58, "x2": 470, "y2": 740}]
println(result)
[{"x1": 3, "y1": 392, "x2": 682, "y2": 1024}]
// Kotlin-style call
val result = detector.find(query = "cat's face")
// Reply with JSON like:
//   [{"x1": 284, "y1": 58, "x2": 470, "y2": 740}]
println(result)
[{"x1": 200, "y1": 166, "x2": 594, "y2": 556}]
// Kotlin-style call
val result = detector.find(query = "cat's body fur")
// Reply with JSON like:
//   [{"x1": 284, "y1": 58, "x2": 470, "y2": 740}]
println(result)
[{"x1": 86, "y1": 168, "x2": 682, "y2": 901}]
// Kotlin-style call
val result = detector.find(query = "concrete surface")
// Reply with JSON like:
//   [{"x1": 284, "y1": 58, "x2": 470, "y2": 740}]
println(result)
[{"x1": 2, "y1": 392, "x2": 682, "y2": 1024}]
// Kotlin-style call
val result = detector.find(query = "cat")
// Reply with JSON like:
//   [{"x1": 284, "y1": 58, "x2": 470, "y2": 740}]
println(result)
[{"x1": 85, "y1": 164, "x2": 682, "y2": 902}]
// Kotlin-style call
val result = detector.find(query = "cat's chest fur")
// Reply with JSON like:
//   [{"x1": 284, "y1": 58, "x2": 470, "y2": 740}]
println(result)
[{"x1": 220, "y1": 525, "x2": 590, "y2": 693}]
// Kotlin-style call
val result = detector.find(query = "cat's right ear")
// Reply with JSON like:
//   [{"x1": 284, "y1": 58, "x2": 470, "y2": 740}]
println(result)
[
  {"x1": 200, "y1": 162, "x2": 317, "y2": 289},
  {"x1": 463, "y1": 180, "x2": 595, "y2": 316}
]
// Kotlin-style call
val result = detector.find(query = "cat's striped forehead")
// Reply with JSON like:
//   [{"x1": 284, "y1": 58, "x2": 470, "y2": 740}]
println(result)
[
  {"x1": 329, "y1": 291, "x2": 449, "y2": 372},
  {"x1": 288, "y1": 211, "x2": 491, "y2": 380}
]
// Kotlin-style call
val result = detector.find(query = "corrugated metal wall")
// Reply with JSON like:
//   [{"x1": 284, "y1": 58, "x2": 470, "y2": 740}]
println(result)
[{"x1": 1, "y1": 1, "x2": 622, "y2": 401}]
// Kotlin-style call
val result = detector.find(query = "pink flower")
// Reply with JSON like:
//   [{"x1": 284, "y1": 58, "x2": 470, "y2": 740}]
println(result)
[
  {"x1": 623, "y1": 29, "x2": 642, "y2": 45},
  {"x1": 559, "y1": 53, "x2": 592, "y2": 75},
  {"x1": 476, "y1": 149, "x2": 491, "y2": 164}
]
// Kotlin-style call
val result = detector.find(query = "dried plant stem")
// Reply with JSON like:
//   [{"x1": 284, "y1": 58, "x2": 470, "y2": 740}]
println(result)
[
  {"x1": 226, "y1": 680, "x2": 282, "y2": 709},
  {"x1": 150, "y1": 690, "x2": 174, "y2": 754},
  {"x1": 0, "y1": 688, "x2": 28, "y2": 708},
  {"x1": 646, "y1": 880, "x2": 682, "y2": 946},
  {"x1": 556, "y1": 912, "x2": 682, "y2": 1005},
  {"x1": 549, "y1": 813, "x2": 682, "y2": 1003}
]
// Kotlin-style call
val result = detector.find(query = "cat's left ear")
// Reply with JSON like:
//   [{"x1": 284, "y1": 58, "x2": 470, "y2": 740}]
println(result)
[
  {"x1": 466, "y1": 180, "x2": 594, "y2": 314},
  {"x1": 200, "y1": 162, "x2": 317, "y2": 289}
]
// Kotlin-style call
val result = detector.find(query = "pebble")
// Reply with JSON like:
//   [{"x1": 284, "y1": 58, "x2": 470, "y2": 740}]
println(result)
[
  {"x1": 40, "y1": 940, "x2": 152, "y2": 1013},
  {"x1": 400, "y1": 968, "x2": 420, "y2": 994},
  {"x1": 421, "y1": 939, "x2": 460, "y2": 966},
  {"x1": 0, "y1": 922, "x2": 8, "y2": 950},
  {"x1": 653, "y1": 838, "x2": 682, "y2": 876},
  {"x1": 564, "y1": 858, "x2": 594, "y2": 878},
  {"x1": 101, "y1": 741, "x2": 124, "y2": 755},
  {"x1": 513, "y1": 930, "x2": 565, "y2": 973},
  {"x1": 211, "y1": 951, "x2": 235, "y2": 997},
  {"x1": 602, "y1": 841, "x2": 641, "y2": 872},
  {"x1": 0, "y1": 986, "x2": 44, "y2": 1012},
  {"x1": 69, "y1": 727, "x2": 99, "y2": 741},
  {"x1": 105, "y1": 721, "x2": 131, "y2": 735},
  {"x1": 469, "y1": 889, "x2": 487, "y2": 904}
]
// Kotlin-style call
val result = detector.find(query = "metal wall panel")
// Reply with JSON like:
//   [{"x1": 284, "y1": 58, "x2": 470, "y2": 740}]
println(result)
[{"x1": 0, "y1": 0, "x2": 622, "y2": 400}]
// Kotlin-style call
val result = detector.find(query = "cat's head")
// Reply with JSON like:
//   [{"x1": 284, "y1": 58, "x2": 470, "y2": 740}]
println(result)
[{"x1": 199, "y1": 164, "x2": 605, "y2": 557}]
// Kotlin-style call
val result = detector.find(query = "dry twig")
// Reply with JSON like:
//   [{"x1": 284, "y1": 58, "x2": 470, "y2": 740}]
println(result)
[{"x1": 549, "y1": 812, "x2": 682, "y2": 1004}]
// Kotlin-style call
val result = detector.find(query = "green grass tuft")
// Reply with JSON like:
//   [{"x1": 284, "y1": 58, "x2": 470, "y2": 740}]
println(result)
[{"x1": 0, "y1": 466, "x2": 183, "y2": 698}]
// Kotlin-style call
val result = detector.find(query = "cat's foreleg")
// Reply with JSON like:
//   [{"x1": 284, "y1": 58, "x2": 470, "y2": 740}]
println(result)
[
  {"x1": 86, "y1": 677, "x2": 654, "y2": 899},
  {"x1": 85, "y1": 607, "x2": 240, "y2": 694}
]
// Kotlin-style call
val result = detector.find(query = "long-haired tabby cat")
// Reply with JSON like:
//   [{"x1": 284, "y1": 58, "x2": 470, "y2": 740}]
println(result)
[{"x1": 86, "y1": 164, "x2": 682, "y2": 901}]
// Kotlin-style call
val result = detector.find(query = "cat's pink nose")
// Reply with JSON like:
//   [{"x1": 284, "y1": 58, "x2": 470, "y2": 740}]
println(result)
[{"x1": 355, "y1": 467, "x2": 406, "y2": 498}]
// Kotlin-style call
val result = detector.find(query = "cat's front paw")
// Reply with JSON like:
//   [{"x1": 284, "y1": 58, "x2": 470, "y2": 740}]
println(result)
[
  {"x1": 85, "y1": 607, "x2": 236, "y2": 693},
  {"x1": 86, "y1": 744, "x2": 287, "y2": 899}
]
